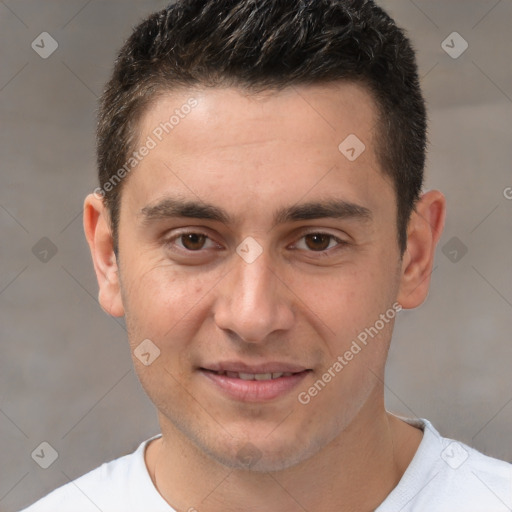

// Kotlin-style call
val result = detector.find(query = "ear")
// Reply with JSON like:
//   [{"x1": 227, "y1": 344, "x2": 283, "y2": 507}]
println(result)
[
  {"x1": 83, "y1": 193, "x2": 124, "y2": 317},
  {"x1": 396, "y1": 190, "x2": 446, "y2": 309}
]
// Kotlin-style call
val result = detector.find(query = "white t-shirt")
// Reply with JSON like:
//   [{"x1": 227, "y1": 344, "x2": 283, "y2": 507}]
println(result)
[{"x1": 20, "y1": 418, "x2": 512, "y2": 512}]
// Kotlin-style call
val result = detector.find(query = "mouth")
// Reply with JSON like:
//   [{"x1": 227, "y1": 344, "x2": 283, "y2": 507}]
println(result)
[
  {"x1": 202, "y1": 369, "x2": 297, "y2": 380},
  {"x1": 199, "y1": 364, "x2": 312, "y2": 402}
]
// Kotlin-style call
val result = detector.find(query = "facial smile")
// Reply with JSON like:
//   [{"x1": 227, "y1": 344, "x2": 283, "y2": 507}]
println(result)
[{"x1": 199, "y1": 362, "x2": 312, "y2": 402}]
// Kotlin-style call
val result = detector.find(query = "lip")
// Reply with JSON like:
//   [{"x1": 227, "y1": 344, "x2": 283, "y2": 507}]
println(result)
[
  {"x1": 199, "y1": 362, "x2": 311, "y2": 402},
  {"x1": 202, "y1": 361, "x2": 308, "y2": 374}
]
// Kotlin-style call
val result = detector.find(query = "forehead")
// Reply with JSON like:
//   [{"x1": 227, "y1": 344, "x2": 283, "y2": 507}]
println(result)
[
  {"x1": 139, "y1": 82, "x2": 378, "y2": 160},
  {"x1": 122, "y1": 83, "x2": 393, "y2": 224}
]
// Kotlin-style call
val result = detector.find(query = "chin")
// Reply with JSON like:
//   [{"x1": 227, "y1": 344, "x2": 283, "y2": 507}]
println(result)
[{"x1": 198, "y1": 429, "x2": 328, "y2": 473}]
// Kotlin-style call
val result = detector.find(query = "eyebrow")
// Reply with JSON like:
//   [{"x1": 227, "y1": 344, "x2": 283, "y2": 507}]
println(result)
[{"x1": 139, "y1": 197, "x2": 372, "y2": 227}]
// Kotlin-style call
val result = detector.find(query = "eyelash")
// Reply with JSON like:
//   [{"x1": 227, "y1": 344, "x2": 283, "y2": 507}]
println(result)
[{"x1": 163, "y1": 230, "x2": 347, "y2": 256}]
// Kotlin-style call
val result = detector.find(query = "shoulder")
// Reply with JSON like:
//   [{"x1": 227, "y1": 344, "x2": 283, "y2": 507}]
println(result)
[
  {"x1": 19, "y1": 435, "x2": 164, "y2": 512},
  {"x1": 379, "y1": 417, "x2": 512, "y2": 512},
  {"x1": 435, "y1": 433, "x2": 512, "y2": 506}
]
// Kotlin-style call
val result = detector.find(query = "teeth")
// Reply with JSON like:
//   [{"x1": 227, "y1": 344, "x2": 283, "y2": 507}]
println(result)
[
  {"x1": 216, "y1": 371, "x2": 294, "y2": 380},
  {"x1": 254, "y1": 373, "x2": 273, "y2": 381},
  {"x1": 239, "y1": 372, "x2": 256, "y2": 380}
]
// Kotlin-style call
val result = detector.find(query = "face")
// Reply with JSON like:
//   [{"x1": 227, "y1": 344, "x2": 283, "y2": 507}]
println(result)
[{"x1": 112, "y1": 83, "x2": 406, "y2": 471}]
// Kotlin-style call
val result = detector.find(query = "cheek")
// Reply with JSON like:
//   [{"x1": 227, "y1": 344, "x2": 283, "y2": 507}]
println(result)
[
  {"x1": 311, "y1": 265, "x2": 389, "y2": 323},
  {"x1": 302, "y1": 260, "x2": 399, "y2": 358},
  {"x1": 120, "y1": 258, "x2": 216, "y2": 346}
]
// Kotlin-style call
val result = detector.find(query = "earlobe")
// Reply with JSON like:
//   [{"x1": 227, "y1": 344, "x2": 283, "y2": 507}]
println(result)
[
  {"x1": 83, "y1": 194, "x2": 125, "y2": 317},
  {"x1": 396, "y1": 190, "x2": 446, "y2": 310}
]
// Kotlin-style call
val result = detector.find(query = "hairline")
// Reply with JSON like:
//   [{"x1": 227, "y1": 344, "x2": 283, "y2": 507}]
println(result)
[{"x1": 108, "y1": 79, "x2": 408, "y2": 257}]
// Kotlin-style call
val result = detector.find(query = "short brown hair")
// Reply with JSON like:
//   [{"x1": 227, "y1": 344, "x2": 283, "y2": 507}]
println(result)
[{"x1": 97, "y1": 0, "x2": 426, "y2": 255}]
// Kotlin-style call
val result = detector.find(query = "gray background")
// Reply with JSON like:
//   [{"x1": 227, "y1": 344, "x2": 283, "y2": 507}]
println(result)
[{"x1": 1, "y1": 1, "x2": 511, "y2": 510}]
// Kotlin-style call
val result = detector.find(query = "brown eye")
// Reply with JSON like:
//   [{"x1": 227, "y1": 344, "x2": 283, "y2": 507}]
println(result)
[
  {"x1": 304, "y1": 233, "x2": 332, "y2": 251},
  {"x1": 180, "y1": 233, "x2": 207, "y2": 250}
]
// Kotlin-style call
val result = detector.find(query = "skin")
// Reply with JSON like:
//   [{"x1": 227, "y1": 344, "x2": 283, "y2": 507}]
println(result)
[{"x1": 84, "y1": 83, "x2": 445, "y2": 512}]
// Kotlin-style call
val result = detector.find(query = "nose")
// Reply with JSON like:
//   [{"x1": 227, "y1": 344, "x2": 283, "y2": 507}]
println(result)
[{"x1": 213, "y1": 247, "x2": 295, "y2": 343}]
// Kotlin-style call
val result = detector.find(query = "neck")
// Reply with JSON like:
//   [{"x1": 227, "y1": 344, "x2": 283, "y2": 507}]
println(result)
[{"x1": 146, "y1": 393, "x2": 423, "y2": 512}]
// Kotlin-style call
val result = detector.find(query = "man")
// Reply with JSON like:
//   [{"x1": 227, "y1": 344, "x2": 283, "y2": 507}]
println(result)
[{"x1": 21, "y1": 0, "x2": 511, "y2": 511}]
